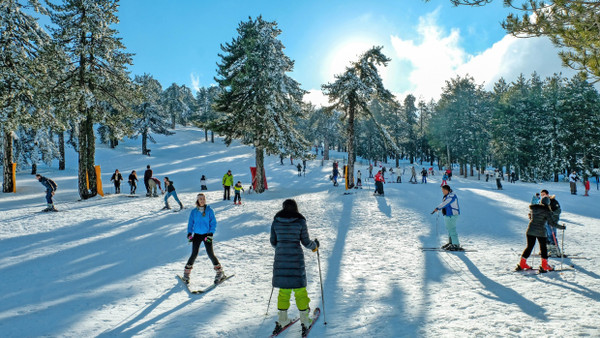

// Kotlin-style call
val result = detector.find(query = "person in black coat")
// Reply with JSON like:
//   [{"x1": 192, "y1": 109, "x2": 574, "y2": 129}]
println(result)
[
  {"x1": 516, "y1": 197, "x2": 565, "y2": 272},
  {"x1": 270, "y1": 199, "x2": 319, "y2": 335},
  {"x1": 110, "y1": 169, "x2": 123, "y2": 194},
  {"x1": 128, "y1": 170, "x2": 138, "y2": 194},
  {"x1": 35, "y1": 174, "x2": 58, "y2": 211},
  {"x1": 144, "y1": 165, "x2": 152, "y2": 196}
]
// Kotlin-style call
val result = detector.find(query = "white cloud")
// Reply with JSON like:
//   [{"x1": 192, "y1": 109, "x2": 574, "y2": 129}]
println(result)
[
  {"x1": 190, "y1": 72, "x2": 201, "y2": 93},
  {"x1": 303, "y1": 89, "x2": 330, "y2": 107},
  {"x1": 390, "y1": 10, "x2": 578, "y2": 101}
]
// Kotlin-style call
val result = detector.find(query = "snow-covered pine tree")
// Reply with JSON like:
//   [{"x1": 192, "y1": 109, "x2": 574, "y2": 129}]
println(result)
[
  {"x1": 14, "y1": 124, "x2": 59, "y2": 174},
  {"x1": 48, "y1": 0, "x2": 134, "y2": 199},
  {"x1": 211, "y1": 16, "x2": 309, "y2": 193},
  {"x1": 402, "y1": 95, "x2": 418, "y2": 164},
  {"x1": 193, "y1": 86, "x2": 222, "y2": 142},
  {"x1": 132, "y1": 74, "x2": 173, "y2": 155},
  {"x1": 163, "y1": 83, "x2": 195, "y2": 129},
  {"x1": 322, "y1": 46, "x2": 396, "y2": 188},
  {"x1": 1, "y1": 0, "x2": 50, "y2": 192}
]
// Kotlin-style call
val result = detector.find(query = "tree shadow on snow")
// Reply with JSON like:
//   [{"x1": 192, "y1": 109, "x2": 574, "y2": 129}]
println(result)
[{"x1": 454, "y1": 254, "x2": 548, "y2": 320}]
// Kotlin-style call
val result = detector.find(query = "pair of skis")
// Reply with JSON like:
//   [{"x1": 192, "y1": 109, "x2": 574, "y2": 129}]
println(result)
[
  {"x1": 177, "y1": 274, "x2": 234, "y2": 294},
  {"x1": 514, "y1": 266, "x2": 574, "y2": 275},
  {"x1": 420, "y1": 247, "x2": 478, "y2": 252},
  {"x1": 269, "y1": 308, "x2": 321, "y2": 338}
]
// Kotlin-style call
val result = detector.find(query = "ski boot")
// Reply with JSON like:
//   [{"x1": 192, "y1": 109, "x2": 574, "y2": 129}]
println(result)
[
  {"x1": 441, "y1": 237, "x2": 452, "y2": 249},
  {"x1": 299, "y1": 308, "x2": 313, "y2": 336},
  {"x1": 163, "y1": 203, "x2": 171, "y2": 210},
  {"x1": 446, "y1": 244, "x2": 464, "y2": 251},
  {"x1": 273, "y1": 310, "x2": 290, "y2": 335},
  {"x1": 539, "y1": 258, "x2": 554, "y2": 273},
  {"x1": 214, "y1": 264, "x2": 225, "y2": 284},
  {"x1": 515, "y1": 257, "x2": 531, "y2": 271},
  {"x1": 182, "y1": 264, "x2": 192, "y2": 284},
  {"x1": 179, "y1": 202, "x2": 184, "y2": 210}
]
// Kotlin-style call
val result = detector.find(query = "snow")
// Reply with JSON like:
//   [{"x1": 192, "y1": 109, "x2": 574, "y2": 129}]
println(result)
[{"x1": 1, "y1": 126, "x2": 599, "y2": 337}]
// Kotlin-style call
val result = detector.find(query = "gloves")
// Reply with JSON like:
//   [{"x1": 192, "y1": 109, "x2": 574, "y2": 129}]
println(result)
[
  {"x1": 431, "y1": 209, "x2": 437, "y2": 215},
  {"x1": 556, "y1": 224, "x2": 566, "y2": 230},
  {"x1": 187, "y1": 233, "x2": 193, "y2": 242},
  {"x1": 205, "y1": 233, "x2": 213, "y2": 243},
  {"x1": 312, "y1": 239, "x2": 320, "y2": 252}
]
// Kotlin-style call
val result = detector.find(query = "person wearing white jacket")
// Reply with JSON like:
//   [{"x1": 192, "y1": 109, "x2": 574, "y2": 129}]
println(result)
[{"x1": 431, "y1": 185, "x2": 462, "y2": 251}]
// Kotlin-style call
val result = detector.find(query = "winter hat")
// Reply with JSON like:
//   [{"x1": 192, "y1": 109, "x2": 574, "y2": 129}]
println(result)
[{"x1": 541, "y1": 197, "x2": 551, "y2": 206}]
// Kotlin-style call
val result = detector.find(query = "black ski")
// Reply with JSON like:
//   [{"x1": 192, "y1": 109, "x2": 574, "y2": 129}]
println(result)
[
  {"x1": 268, "y1": 317, "x2": 299, "y2": 338},
  {"x1": 420, "y1": 247, "x2": 478, "y2": 252},
  {"x1": 532, "y1": 253, "x2": 587, "y2": 260},
  {"x1": 301, "y1": 307, "x2": 320, "y2": 337},
  {"x1": 177, "y1": 274, "x2": 234, "y2": 294}
]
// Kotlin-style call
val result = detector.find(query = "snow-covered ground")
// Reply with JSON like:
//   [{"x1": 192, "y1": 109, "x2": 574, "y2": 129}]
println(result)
[{"x1": 1, "y1": 127, "x2": 599, "y2": 337}]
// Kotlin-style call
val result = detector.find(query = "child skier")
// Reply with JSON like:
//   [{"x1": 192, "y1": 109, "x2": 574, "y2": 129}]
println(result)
[
  {"x1": 356, "y1": 170, "x2": 362, "y2": 189},
  {"x1": 200, "y1": 175, "x2": 208, "y2": 191},
  {"x1": 233, "y1": 181, "x2": 244, "y2": 205},
  {"x1": 516, "y1": 197, "x2": 565, "y2": 272},
  {"x1": 441, "y1": 172, "x2": 448, "y2": 187},
  {"x1": 374, "y1": 170, "x2": 385, "y2": 195},
  {"x1": 110, "y1": 169, "x2": 123, "y2": 194},
  {"x1": 163, "y1": 177, "x2": 184, "y2": 210},
  {"x1": 35, "y1": 174, "x2": 58, "y2": 212},
  {"x1": 431, "y1": 185, "x2": 462, "y2": 251},
  {"x1": 270, "y1": 199, "x2": 319, "y2": 336},
  {"x1": 128, "y1": 170, "x2": 138, "y2": 194},
  {"x1": 182, "y1": 193, "x2": 226, "y2": 284}
]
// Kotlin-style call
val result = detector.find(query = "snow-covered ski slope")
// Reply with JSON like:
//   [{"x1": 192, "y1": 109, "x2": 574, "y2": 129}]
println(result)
[{"x1": 1, "y1": 127, "x2": 599, "y2": 337}]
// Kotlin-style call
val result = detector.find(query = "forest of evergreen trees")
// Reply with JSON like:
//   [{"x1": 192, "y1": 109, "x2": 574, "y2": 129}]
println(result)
[{"x1": 2, "y1": 1, "x2": 599, "y2": 197}]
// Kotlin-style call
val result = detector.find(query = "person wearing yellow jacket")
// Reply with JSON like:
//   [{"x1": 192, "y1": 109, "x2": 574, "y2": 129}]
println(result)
[
  {"x1": 233, "y1": 181, "x2": 245, "y2": 205},
  {"x1": 222, "y1": 170, "x2": 233, "y2": 200}
]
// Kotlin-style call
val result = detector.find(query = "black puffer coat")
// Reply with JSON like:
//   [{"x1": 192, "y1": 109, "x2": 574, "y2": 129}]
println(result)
[
  {"x1": 527, "y1": 204, "x2": 562, "y2": 237},
  {"x1": 270, "y1": 210, "x2": 317, "y2": 289}
]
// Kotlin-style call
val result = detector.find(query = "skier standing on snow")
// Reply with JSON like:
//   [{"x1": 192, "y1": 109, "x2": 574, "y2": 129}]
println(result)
[
  {"x1": 128, "y1": 170, "x2": 138, "y2": 194},
  {"x1": 441, "y1": 172, "x2": 448, "y2": 187},
  {"x1": 356, "y1": 170, "x2": 362, "y2": 188},
  {"x1": 233, "y1": 181, "x2": 244, "y2": 205},
  {"x1": 182, "y1": 193, "x2": 226, "y2": 284},
  {"x1": 163, "y1": 177, "x2": 184, "y2": 210},
  {"x1": 421, "y1": 168, "x2": 428, "y2": 184},
  {"x1": 110, "y1": 169, "x2": 123, "y2": 194},
  {"x1": 409, "y1": 166, "x2": 417, "y2": 183},
  {"x1": 270, "y1": 199, "x2": 319, "y2": 336},
  {"x1": 148, "y1": 177, "x2": 162, "y2": 197},
  {"x1": 332, "y1": 166, "x2": 339, "y2": 186},
  {"x1": 200, "y1": 175, "x2": 208, "y2": 191},
  {"x1": 515, "y1": 196, "x2": 565, "y2": 272},
  {"x1": 431, "y1": 185, "x2": 462, "y2": 250},
  {"x1": 297, "y1": 163, "x2": 302, "y2": 177},
  {"x1": 374, "y1": 170, "x2": 385, "y2": 195},
  {"x1": 389, "y1": 168, "x2": 395, "y2": 183},
  {"x1": 569, "y1": 171, "x2": 579, "y2": 195},
  {"x1": 35, "y1": 174, "x2": 58, "y2": 212},
  {"x1": 222, "y1": 170, "x2": 233, "y2": 200},
  {"x1": 144, "y1": 165, "x2": 152, "y2": 196},
  {"x1": 494, "y1": 169, "x2": 503, "y2": 190},
  {"x1": 368, "y1": 164, "x2": 374, "y2": 178},
  {"x1": 584, "y1": 176, "x2": 590, "y2": 196},
  {"x1": 541, "y1": 189, "x2": 562, "y2": 257}
]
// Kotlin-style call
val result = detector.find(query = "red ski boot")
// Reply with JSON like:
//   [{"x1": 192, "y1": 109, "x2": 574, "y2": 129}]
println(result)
[
  {"x1": 539, "y1": 258, "x2": 554, "y2": 273},
  {"x1": 515, "y1": 257, "x2": 532, "y2": 271}
]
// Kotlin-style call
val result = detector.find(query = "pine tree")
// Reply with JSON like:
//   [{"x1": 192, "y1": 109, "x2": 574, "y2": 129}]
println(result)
[
  {"x1": 322, "y1": 46, "x2": 395, "y2": 188},
  {"x1": 211, "y1": 16, "x2": 309, "y2": 193},
  {"x1": 163, "y1": 83, "x2": 195, "y2": 129},
  {"x1": 48, "y1": 0, "x2": 134, "y2": 199},
  {"x1": 1, "y1": 0, "x2": 50, "y2": 192},
  {"x1": 193, "y1": 86, "x2": 222, "y2": 142},
  {"x1": 132, "y1": 74, "x2": 173, "y2": 155}
]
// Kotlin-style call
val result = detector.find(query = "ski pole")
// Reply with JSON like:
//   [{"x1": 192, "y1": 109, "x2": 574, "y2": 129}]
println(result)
[
  {"x1": 316, "y1": 245, "x2": 327, "y2": 325},
  {"x1": 265, "y1": 286, "x2": 274, "y2": 316},
  {"x1": 561, "y1": 227, "x2": 565, "y2": 271}
]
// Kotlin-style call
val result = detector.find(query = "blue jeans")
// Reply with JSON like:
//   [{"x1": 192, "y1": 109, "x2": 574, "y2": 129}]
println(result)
[
  {"x1": 422, "y1": 176, "x2": 427, "y2": 183},
  {"x1": 164, "y1": 191, "x2": 181, "y2": 205},
  {"x1": 444, "y1": 215, "x2": 460, "y2": 245},
  {"x1": 45, "y1": 191, "x2": 53, "y2": 204}
]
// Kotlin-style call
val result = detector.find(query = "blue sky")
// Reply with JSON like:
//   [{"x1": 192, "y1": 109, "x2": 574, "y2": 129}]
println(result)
[{"x1": 116, "y1": 0, "x2": 572, "y2": 102}]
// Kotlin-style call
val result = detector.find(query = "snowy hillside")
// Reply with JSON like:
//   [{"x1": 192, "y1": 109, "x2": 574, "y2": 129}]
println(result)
[{"x1": 1, "y1": 127, "x2": 599, "y2": 337}]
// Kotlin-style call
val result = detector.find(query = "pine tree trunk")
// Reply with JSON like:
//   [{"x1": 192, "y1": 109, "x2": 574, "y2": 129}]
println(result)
[
  {"x1": 211, "y1": 131, "x2": 214, "y2": 143},
  {"x1": 255, "y1": 146, "x2": 266, "y2": 193},
  {"x1": 78, "y1": 116, "x2": 97, "y2": 199},
  {"x1": 205, "y1": 129, "x2": 208, "y2": 142},
  {"x1": 346, "y1": 103, "x2": 356, "y2": 189},
  {"x1": 395, "y1": 154, "x2": 399, "y2": 167},
  {"x1": 2, "y1": 129, "x2": 14, "y2": 193},
  {"x1": 324, "y1": 140, "x2": 330, "y2": 160},
  {"x1": 142, "y1": 130, "x2": 148, "y2": 155},
  {"x1": 446, "y1": 144, "x2": 451, "y2": 168},
  {"x1": 58, "y1": 131, "x2": 65, "y2": 170},
  {"x1": 31, "y1": 163, "x2": 37, "y2": 175},
  {"x1": 171, "y1": 114, "x2": 176, "y2": 129}
]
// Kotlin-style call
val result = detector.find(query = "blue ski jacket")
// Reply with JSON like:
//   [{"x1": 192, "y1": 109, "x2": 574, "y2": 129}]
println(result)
[
  {"x1": 187, "y1": 205, "x2": 217, "y2": 235},
  {"x1": 436, "y1": 192, "x2": 460, "y2": 216}
]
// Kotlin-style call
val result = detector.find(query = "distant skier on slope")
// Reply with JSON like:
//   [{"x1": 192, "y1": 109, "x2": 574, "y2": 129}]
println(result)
[
  {"x1": 128, "y1": 170, "x2": 138, "y2": 194},
  {"x1": 441, "y1": 172, "x2": 448, "y2": 187},
  {"x1": 270, "y1": 199, "x2": 319, "y2": 336},
  {"x1": 356, "y1": 170, "x2": 362, "y2": 189},
  {"x1": 182, "y1": 193, "x2": 226, "y2": 285},
  {"x1": 110, "y1": 169, "x2": 123, "y2": 194},
  {"x1": 374, "y1": 170, "x2": 385, "y2": 195},
  {"x1": 494, "y1": 169, "x2": 503, "y2": 190},
  {"x1": 297, "y1": 163, "x2": 302, "y2": 177},
  {"x1": 35, "y1": 174, "x2": 58, "y2": 212},
  {"x1": 148, "y1": 177, "x2": 162, "y2": 197},
  {"x1": 233, "y1": 181, "x2": 244, "y2": 205},
  {"x1": 163, "y1": 177, "x2": 184, "y2": 210},
  {"x1": 332, "y1": 166, "x2": 339, "y2": 186},
  {"x1": 515, "y1": 196, "x2": 565, "y2": 272},
  {"x1": 200, "y1": 175, "x2": 208, "y2": 191},
  {"x1": 409, "y1": 166, "x2": 417, "y2": 183},
  {"x1": 222, "y1": 170, "x2": 234, "y2": 200},
  {"x1": 431, "y1": 185, "x2": 462, "y2": 251},
  {"x1": 421, "y1": 168, "x2": 428, "y2": 184},
  {"x1": 144, "y1": 165, "x2": 152, "y2": 196}
]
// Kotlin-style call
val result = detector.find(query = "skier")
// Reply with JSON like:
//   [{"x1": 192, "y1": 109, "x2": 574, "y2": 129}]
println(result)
[
  {"x1": 421, "y1": 168, "x2": 428, "y2": 184},
  {"x1": 569, "y1": 171, "x2": 579, "y2": 195},
  {"x1": 541, "y1": 189, "x2": 562, "y2": 257},
  {"x1": 494, "y1": 169, "x2": 503, "y2": 190},
  {"x1": 441, "y1": 172, "x2": 448, "y2": 187},
  {"x1": 233, "y1": 181, "x2": 244, "y2": 205},
  {"x1": 584, "y1": 177, "x2": 590, "y2": 196},
  {"x1": 200, "y1": 175, "x2": 208, "y2": 191},
  {"x1": 515, "y1": 196, "x2": 565, "y2": 272},
  {"x1": 163, "y1": 177, "x2": 183, "y2": 210},
  {"x1": 381, "y1": 166, "x2": 386, "y2": 181},
  {"x1": 148, "y1": 177, "x2": 162, "y2": 197},
  {"x1": 431, "y1": 185, "x2": 462, "y2": 251},
  {"x1": 368, "y1": 164, "x2": 374, "y2": 178},
  {"x1": 356, "y1": 170, "x2": 362, "y2": 189},
  {"x1": 182, "y1": 193, "x2": 226, "y2": 284},
  {"x1": 302, "y1": 159, "x2": 307, "y2": 175},
  {"x1": 374, "y1": 170, "x2": 385, "y2": 195},
  {"x1": 531, "y1": 192, "x2": 540, "y2": 205},
  {"x1": 110, "y1": 169, "x2": 123, "y2": 194},
  {"x1": 511, "y1": 171, "x2": 517, "y2": 183},
  {"x1": 446, "y1": 168, "x2": 452, "y2": 181},
  {"x1": 270, "y1": 199, "x2": 319, "y2": 336},
  {"x1": 332, "y1": 166, "x2": 339, "y2": 186},
  {"x1": 389, "y1": 168, "x2": 395, "y2": 183},
  {"x1": 35, "y1": 174, "x2": 58, "y2": 212},
  {"x1": 128, "y1": 170, "x2": 138, "y2": 194},
  {"x1": 222, "y1": 170, "x2": 233, "y2": 200},
  {"x1": 409, "y1": 166, "x2": 417, "y2": 183},
  {"x1": 144, "y1": 165, "x2": 152, "y2": 196},
  {"x1": 297, "y1": 163, "x2": 302, "y2": 177}
]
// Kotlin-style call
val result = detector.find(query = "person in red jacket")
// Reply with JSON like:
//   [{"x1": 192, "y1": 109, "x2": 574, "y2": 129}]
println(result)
[
  {"x1": 584, "y1": 177, "x2": 590, "y2": 196},
  {"x1": 374, "y1": 170, "x2": 385, "y2": 195}
]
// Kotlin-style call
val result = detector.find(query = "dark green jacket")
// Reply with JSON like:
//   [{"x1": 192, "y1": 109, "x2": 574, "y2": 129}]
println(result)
[{"x1": 527, "y1": 204, "x2": 563, "y2": 237}]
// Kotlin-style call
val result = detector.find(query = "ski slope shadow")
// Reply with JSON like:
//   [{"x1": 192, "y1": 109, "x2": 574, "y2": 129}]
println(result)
[
  {"x1": 454, "y1": 254, "x2": 548, "y2": 320},
  {"x1": 374, "y1": 194, "x2": 392, "y2": 218},
  {"x1": 536, "y1": 272, "x2": 600, "y2": 302}
]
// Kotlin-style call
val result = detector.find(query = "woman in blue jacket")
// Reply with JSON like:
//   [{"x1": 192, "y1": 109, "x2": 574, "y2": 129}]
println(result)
[
  {"x1": 182, "y1": 193, "x2": 225, "y2": 284},
  {"x1": 431, "y1": 185, "x2": 462, "y2": 251}
]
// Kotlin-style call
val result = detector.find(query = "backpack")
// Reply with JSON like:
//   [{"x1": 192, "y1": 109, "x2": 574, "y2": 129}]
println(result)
[
  {"x1": 550, "y1": 198, "x2": 560, "y2": 212},
  {"x1": 48, "y1": 179, "x2": 58, "y2": 190}
]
